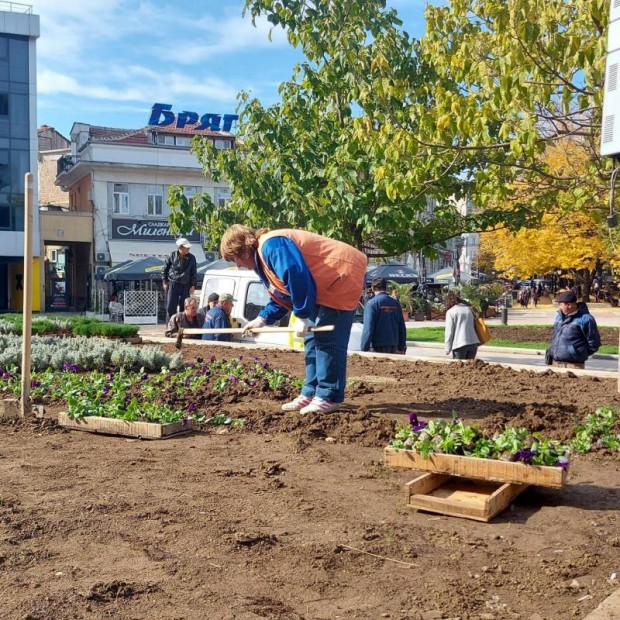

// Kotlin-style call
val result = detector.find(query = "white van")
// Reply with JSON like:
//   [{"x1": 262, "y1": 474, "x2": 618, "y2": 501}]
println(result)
[{"x1": 199, "y1": 267, "x2": 363, "y2": 350}]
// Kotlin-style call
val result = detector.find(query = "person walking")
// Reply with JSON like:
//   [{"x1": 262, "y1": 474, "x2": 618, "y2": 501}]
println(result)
[
  {"x1": 547, "y1": 290, "x2": 601, "y2": 369},
  {"x1": 202, "y1": 293, "x2": 236, "y2": 342},
  {"x1": 444, "y1": 291, "x2": 480, "y2": 360},
  {"x1": 164, "y1": 297, "x2": 205, "y2": 340},
  {"x1": 360, "y1": 278, "x2": 407, "y2": 354},
  {"x1": 162, "y1": 238, "x2": 197, "y2": 322},
  {"x1": 220, "y1": 224, "x2": 367, "y2": 414}
]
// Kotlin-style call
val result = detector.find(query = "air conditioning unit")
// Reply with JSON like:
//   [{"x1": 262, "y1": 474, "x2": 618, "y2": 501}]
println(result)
[
  {"x1": 95, "y1": 266, "x2": 108, "y2": 276},
  {"x1": 95, "y1": 251, "x2": 111, "y2": 263},
  {"x1": 87, "y1": 190, "x2": 94, "y2": 201}
]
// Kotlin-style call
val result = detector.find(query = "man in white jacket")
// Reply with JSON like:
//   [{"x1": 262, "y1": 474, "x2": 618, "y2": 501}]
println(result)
[{"x1": 444, "y1": 292, "x2": 480, "y2": 359}]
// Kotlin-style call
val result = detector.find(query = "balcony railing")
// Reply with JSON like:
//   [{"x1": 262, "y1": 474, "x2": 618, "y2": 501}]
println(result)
[
  {"x1": 57, "y1": 155, "x2": 75, "y2": 176},
  {"x1": 0, "y1": 2, "x2": 33, "y2": 14}
]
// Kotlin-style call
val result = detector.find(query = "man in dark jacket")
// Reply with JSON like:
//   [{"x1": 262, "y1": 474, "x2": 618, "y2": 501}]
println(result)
[
  {"x1": 162, "y1": 238, "x2": 197, "y2": 321},
  {"x1": 202, "y1": 293, "x2": 236, "y2": 342},
  {"x1": 360, "y1": 278, "x2": 407, "y2": 354},
  {"x1": 548, "y1": 290, "x2": 600, "y2": 369}
]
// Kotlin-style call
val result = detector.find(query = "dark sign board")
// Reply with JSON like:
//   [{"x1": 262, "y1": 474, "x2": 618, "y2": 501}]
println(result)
[{"x1": 111, "y1": 219, "x2": 201, "y2": 242}]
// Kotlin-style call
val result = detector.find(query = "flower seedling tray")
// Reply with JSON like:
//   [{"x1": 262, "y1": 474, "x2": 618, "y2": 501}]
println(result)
[
  {"x1": 57, "y1": 412, "x2": 192, "y2": 439},
  {"x1": 384, "y1": 447, "x2": 567, "y2": 488},
  {"x1": 404, "y1": 472, "x2": 528, "y2": 522}
]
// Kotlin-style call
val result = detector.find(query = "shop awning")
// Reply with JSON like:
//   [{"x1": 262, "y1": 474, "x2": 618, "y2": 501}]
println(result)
[{"x1": 108, "y1": 241, "x2": 207, "y2": 264}]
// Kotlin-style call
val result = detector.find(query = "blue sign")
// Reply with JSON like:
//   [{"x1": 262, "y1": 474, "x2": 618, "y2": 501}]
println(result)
[{"x1": 148, "y1": 103, "x2": 238, "y2": 132}]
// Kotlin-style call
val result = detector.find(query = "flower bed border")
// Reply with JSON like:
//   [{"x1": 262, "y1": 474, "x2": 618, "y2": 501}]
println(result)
[
  {"x1": 384, "y1": 447, "x2": 567, "y2": 488},
  {"x1": 57, "y1": 412, "x2": 192, "y2": 439}
]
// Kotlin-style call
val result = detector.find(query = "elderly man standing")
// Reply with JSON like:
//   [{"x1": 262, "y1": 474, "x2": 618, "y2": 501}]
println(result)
[
  {"x1": 547, "y1": 290, "x2": 601, "y2": 369},
  {"x1": 165, "y1": 297, "x2": 205, "y2": 340},
  {"x1": 162, "y1": 238, "x2": 197, "y2": 322},
  {"x1": 202, "y1": 293, "x2": 236, "y2": 342}
]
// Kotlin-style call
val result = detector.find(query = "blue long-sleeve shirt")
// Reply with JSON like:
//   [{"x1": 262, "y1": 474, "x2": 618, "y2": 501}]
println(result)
[
  {"x1": 254, "y1": 237, "x2": 318, "y2": 324},
  {"x1": 360, "y1": 292, "x2": 407, "y2": 352}
]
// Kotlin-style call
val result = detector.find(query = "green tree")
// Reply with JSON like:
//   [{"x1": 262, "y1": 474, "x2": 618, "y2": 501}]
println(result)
[
  {"x1": 400, "y1": 0, "x2": 613, "y2": 225},
  {"x1": 169, "y1": 0, "x2": 471, "y2": 254}
]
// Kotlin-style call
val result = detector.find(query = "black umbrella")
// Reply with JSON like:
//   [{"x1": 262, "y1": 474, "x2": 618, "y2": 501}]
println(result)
[
  {"x1": 103, "y1": 257, "x2": 164, "y2": 282},
  {"x1": 366, "y1": 264, "x2": 419, "y2": 285}
]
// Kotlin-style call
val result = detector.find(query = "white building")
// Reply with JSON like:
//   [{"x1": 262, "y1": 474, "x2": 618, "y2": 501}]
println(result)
[{"x1": 54, "y1": 122, "x2": 234, "y2": 309}]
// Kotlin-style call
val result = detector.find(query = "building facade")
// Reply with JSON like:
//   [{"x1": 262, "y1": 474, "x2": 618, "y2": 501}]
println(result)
[
  {"x1": 54, "y1": 122, "x2": 233, "y2": 310},
  {"x1": 0, "y1": 3, "x2": 40, "y2": 312}
]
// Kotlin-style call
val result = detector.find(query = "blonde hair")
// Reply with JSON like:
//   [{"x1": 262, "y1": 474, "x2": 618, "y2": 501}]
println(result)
[{"x1": 220, "y1": 225, "x2": 270, "y2": 261}]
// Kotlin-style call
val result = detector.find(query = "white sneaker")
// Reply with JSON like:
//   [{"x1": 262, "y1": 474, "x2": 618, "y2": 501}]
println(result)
[
  {"x1": 281, "y1": 395, "x2": 313, "y2": 412},
  {"x1": 299, "y1": 397, "x2": 340, "y2": 415}
]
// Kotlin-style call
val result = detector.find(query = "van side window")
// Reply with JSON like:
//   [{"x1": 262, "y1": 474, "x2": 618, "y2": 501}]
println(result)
[
  {"x1": 203, "y1": 277, "x2": 235, "y2": 299},
  {"x1": 244, "y1": 282, "x2": 270, "y2": 321}
]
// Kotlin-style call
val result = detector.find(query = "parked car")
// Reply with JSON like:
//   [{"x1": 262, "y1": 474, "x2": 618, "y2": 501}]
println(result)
[{"x1": 199, "y1": 267, "x2": 363, "y2": 350}]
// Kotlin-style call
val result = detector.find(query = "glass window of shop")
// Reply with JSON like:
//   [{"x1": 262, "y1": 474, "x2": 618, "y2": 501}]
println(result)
[{"x1": 0, "y1": 35, "x2": 30, "y2": 232}]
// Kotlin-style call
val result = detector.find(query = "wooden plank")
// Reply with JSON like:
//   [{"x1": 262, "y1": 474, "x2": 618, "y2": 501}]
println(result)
[
  {"x1": 405, "y1": 472, "x2": 451, "y2": 498},
  {"x1": 384, "y1": 447, "x2": 566, "y2": 488},
  {"x1": 181, "y1": 325, "x2": 334, "y2": 335},
  {"x1": 407, "y1": 477, "x2": 528, "y2": 522},
  {"x1": 57, "y1": 412, "x2": 192, "y2": 439}
]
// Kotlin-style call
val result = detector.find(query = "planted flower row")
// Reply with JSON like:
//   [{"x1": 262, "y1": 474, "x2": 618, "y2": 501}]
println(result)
[
  {"x1": 391, "y1": 407, "x2": 620, "y2": 468},
  {"x1": 391, "y1": 413, "x2": 570, "y2": 469},
  {"x1": 0, "y1": 315, "x2": 139, "y2": 338},
  {"x1": 0, "y1": 354, "x2": 302, "y2": 425}
]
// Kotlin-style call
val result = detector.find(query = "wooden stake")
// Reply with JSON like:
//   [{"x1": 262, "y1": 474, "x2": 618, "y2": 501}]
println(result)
[{"x1": 20, "y1": 172, "x2": 33, "y2": 418}]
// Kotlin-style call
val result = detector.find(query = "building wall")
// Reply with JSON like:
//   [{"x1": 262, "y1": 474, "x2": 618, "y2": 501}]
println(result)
[{"x1": 39, "y1": 151, "x2": 70, "y2": 207}]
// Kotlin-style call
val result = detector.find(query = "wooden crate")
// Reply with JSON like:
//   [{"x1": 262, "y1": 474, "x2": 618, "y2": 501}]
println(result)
[
  {"x1": 384, "y1": 447, "x2": 567, "y2": 488},
  {"x1": 57, "y1": 412, "x2": 192, "y2": 439},
  {"x1": 405, "y1": 472, "x2": 527, "y2": 522}
]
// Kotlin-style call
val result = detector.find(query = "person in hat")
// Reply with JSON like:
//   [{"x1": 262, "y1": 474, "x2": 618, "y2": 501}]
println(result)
[
  {"x1": 220, "y1": 224, "x2": 367, "y2": 414},
  {"x1": 164, "y1": 297, "x2": 205, "y2": 340},
  {"x1": 162, "y1": 238, "x2": 198, "y2": 322},
  {"x1": 360, "y1": 278, "x2": 407, "y2": 354},
  {"x1": 200, "y1": 292, "x2": 219, "y2": 316},
  {"x1": 202, "y1": 293, "x2": 236, "y2": 342},
  {"x1": 547, "y1": 290, "x2": 600, "y2": 369}
]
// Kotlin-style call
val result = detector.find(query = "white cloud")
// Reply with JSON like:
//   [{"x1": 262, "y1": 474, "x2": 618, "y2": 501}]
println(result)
[{"x1": 38, "y1": 68, "x2": 239, "y2": 104}]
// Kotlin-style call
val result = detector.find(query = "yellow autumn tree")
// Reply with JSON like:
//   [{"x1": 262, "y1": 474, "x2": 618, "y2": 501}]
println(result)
[{"x1": 480, "y1": 138, "x2": 616, "y2": 299}]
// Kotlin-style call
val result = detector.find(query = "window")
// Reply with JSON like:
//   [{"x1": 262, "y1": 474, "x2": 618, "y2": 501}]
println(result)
[
  {"x1": 215, "y1": 187, "x2": 231, "y2": 208},
  {"x1": 0, "y1": 93, "x2": 7, "y2": 115},
  {"x1": 156, "y1": 134, "x2": 174, "y2": 145},
  {"x1": 184, "y1": 186, "x2": 199, "y2": 199},
  {"x1": 176, "y1": 136, "x2": 191, "y2": 147},
  {"x1": 113, "y1": 183, "x2": 129, "y2": 214},
  {"x1": 244, "y1": 282, "x2": 270, "y2": 321},
  {"x1": 147, "y1": 185, "x2": 163, "y2": 216},
  {"x1": 214, "y1": 139, "x2": 232, "y2": 150}
]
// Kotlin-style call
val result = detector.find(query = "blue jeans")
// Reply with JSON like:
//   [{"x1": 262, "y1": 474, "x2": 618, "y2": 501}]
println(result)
[{"x1": 300, "y1": 306, "x2": 356, "y2": 403}]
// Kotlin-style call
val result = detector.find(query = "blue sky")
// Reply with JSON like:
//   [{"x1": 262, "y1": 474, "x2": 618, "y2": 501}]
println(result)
[{"x1": 31, "y1": 0, "x2": 429, "y2": 139}]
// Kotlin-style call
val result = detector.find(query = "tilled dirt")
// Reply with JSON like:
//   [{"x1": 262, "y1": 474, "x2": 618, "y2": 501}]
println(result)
[{"x1": 1, "y1": 343, "x2": 619, "y2": 620}]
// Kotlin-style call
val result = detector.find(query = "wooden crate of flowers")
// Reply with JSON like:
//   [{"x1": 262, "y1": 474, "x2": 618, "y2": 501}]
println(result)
[{"x1": 385, "y1": 413, "x2": 570, "y2": 521}]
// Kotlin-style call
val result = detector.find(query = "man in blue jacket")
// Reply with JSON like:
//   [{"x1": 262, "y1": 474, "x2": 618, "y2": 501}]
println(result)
[
  {"x1": 202, "y1": 293, "x2": 236, "y2": 342},
  {"x1": 548, "y1": 290, "x2": 600, "y2": 369},
  {"x1": 360, "y1": 278, "x2": 407, "y2": 354}
]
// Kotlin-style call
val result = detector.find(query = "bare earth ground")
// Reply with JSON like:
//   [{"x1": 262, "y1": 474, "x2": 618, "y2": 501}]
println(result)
[{"x1": 1, "y1": 339, "x2": 620, "y2": 620}]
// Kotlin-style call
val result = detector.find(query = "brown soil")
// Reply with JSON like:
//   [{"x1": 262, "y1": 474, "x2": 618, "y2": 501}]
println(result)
[{"x1": 1, "y1": 342, "x2": 619, "y2": 620}]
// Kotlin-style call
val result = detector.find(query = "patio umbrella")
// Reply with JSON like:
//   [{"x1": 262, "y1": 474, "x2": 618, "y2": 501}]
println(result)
[{"x1": 365, "y1": 264, "x2": 419, "y2": 285}]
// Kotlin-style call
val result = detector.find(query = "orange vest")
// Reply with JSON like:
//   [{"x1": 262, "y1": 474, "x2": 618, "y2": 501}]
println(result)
[{"x1": 257, "y1": 229, "x2": 367, "y2": 311}]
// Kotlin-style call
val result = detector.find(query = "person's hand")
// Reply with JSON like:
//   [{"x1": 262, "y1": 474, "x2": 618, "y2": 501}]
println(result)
[
  {"x1": 163, "y1": 283, "x2": 168, "y2": 291},
  {"x1": 293, "y1": 318, "x2": 310, "y2": 338},
  {"x1": 189, "y1": 286, "x2": 195, "y2": 296},
  {"x1": 243, "y1": 316, "x2": 266, "y2": 336}
]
